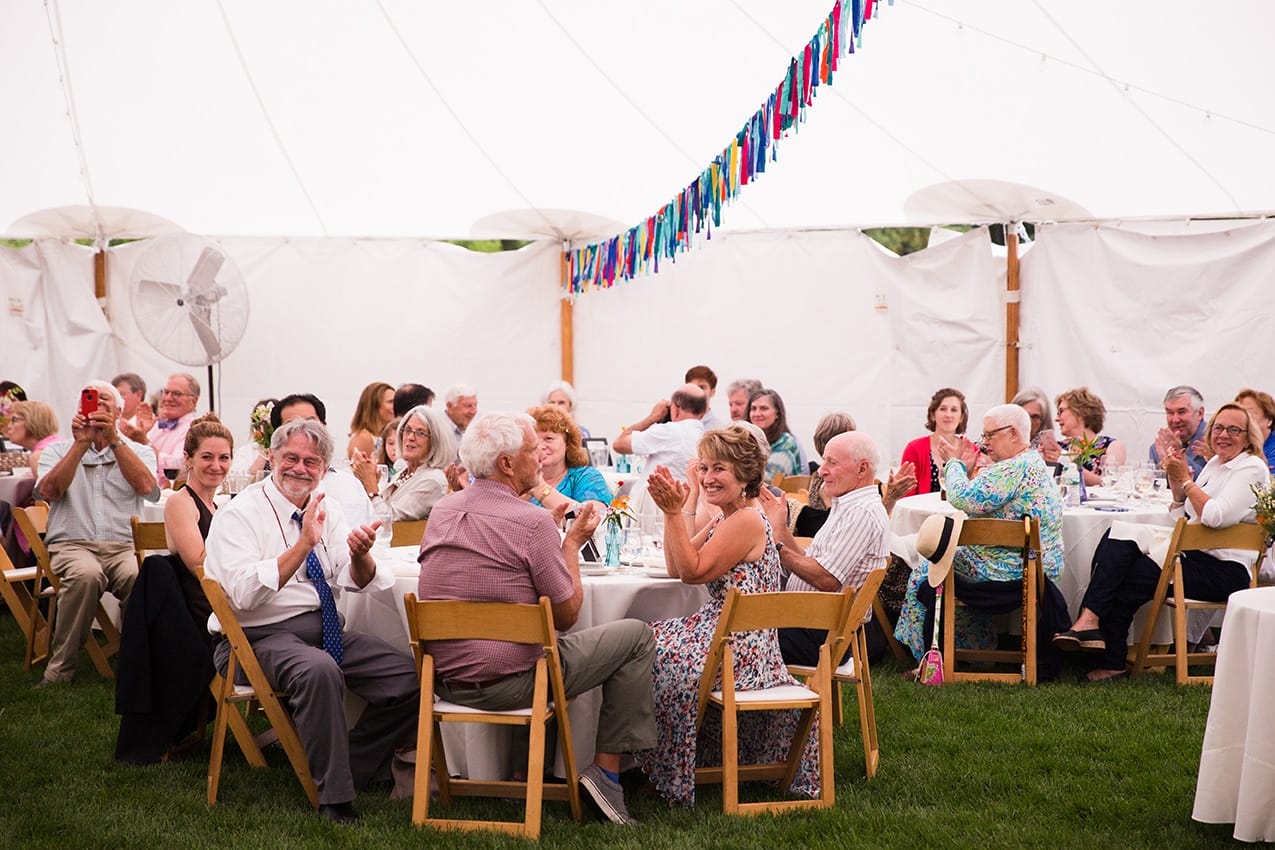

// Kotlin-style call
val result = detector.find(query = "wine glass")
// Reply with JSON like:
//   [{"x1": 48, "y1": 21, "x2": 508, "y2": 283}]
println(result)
[
  {"x1": 371, "y1": 500, "x2": 393, "y2": 552},
  {"x1": 1134, "y1": 465, "x2": 1155, "y2": 501},
  {"x1": 161, "y1": 454, "x2": 182, "y2": 489}
]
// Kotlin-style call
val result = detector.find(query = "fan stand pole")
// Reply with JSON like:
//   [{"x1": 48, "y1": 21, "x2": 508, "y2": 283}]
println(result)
[{"x1": 207, "y1": 363, "x2": 215, "y2": 413}]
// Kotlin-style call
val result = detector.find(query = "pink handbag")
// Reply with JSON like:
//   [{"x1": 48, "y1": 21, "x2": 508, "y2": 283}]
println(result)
[{"x1": 916, "y1": 584, "x2": 944, "y2": 686}]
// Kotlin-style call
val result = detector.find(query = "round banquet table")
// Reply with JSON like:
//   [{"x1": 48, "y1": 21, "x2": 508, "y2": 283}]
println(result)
[
  {"x1": 890, "y1": 491, "x2": 1179, "y2": 641},
  {"x1": 1193, "y1": 587, "x2": 1275, "y2": 842},
  {"x1": 341, "y1": 546, "x2": 708, "y2": 779},
  {"x1": 0, "y1": 472, "x2": 37, "y2": 509}
]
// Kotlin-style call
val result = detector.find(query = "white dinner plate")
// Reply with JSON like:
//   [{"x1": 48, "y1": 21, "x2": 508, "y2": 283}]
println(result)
[
  {"x1": 580, "y1": 563, "x2": 609, "y2": 576},
  {"x1": 642, "y1": 565, "x2": 677, "y2": 579}
]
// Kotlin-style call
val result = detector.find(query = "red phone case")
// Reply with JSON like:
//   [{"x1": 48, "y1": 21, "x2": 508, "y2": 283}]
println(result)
[{"x1": 79, "y1": 388, "x2": 100, "y2": 418}]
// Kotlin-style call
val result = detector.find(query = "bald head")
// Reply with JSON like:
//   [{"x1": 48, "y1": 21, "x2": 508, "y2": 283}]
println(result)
[{"x1": 670, "y1": 383, "x2": 707, "y2": 420}]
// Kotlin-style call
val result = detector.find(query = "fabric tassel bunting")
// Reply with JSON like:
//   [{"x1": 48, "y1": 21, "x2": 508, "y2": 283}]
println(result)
[{"x1": 567, "y1": 0, "x2": 887, "y2": 293}]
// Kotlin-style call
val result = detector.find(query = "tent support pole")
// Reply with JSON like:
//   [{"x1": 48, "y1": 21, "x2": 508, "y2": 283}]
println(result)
[
  {"x1": 1004, "y1": 224, "x2": 1020, "y2": 402},
  {"x1": 559, "y1": 246, "x2": 574, "y2": 384},
  {"x1": 94, "y1": 248, "x2": 107, "y2": 300}
]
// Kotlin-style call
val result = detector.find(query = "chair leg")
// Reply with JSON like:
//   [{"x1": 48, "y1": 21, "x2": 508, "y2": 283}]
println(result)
[
  {"x1": 522, "y1": 665, "x2": 550, "y2": 840},
  {"x1": 874, "y1": 597, "x2": 909, "y2": 661},
  {"x1": 719, "y1": 646, "x2": 740, "y2": 815},
  {"x1": 1131, "y1": 560, "x2": 1174, "y2": 677},
  {"x1": 855, "y1": 632, "x2": 879, "y2": 779},
  {"x1": 1173, "y1": 565, "x2": 1190, "y2": 686}
]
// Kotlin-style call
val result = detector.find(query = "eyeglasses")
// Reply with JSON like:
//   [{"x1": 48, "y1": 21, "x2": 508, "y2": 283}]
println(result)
[
  {"x1": 277, "y1": 451, "x2": 325, "y2": 471},
  {"x1": 978, "y1": 425, "x2": 1014, "y2": 443},
  {"x1": 160, "y1": 389, "x2": 191, "y2": 398},
  {"x1": 8, "y1": 415, "x2": 24, "y2": 423},
  {"x1": 1211, "y1": 424, "x2": 1246, "y2": 437},
  {"x1": 401, "y1": 427, "x2": 431, "y2": 441}
]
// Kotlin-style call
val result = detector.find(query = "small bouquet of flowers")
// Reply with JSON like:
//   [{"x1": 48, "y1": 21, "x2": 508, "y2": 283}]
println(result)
[
  {"x1": 1250, "y1": 481, "x2": 1275, "y2": 542},
  {"x1": 250, "y1": 401, "x2": 275, "y2": 451},
  {"x1": 604, "y1": 496, "x2": 637, "y2": 533},
  {"x1": 0, "y1": 389, "x2": 15, "y2": 431}
]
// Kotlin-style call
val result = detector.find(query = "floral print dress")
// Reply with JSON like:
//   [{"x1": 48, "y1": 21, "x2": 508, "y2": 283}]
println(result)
[
  {"x1": 634, "y1": 508, "x2": 821, "y2": 805},
  {"x1": 894, "y1": 450, "x2": 1064, "y2": 660}
]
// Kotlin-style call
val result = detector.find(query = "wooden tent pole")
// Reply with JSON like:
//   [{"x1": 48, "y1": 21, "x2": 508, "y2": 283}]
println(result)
[
  {"x1": 94, "y1": 247, "x2": 107, "y2": 300},
  {"x1": 1004, "y1": 224, "x2": 1020, "y2": 402},
  {"x1": 559, "y1": 246, "x2": 574, "y2": 384}
]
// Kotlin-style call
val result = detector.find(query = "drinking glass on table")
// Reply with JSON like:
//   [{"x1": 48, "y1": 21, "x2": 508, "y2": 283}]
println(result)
[
  {"x1": 160, "y1": 454, "x2": 182, "y2": 489},
  {"x1": 1133, "y1": 464, "x2": 1156, "y2": 501}
]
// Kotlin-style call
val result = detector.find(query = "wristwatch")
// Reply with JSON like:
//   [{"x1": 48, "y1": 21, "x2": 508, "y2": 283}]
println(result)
[{"x1": 537, "y1": 486, "x2": 552, "y2": 501}]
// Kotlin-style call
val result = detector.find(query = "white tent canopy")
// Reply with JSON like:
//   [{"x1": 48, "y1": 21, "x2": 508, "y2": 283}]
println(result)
[
  {"x1": 4, "y1": 0, "x2": 1274, "y2": 240},
  {"x1": 4, "y1": 1, "x2": 1275, "y2": 468}
]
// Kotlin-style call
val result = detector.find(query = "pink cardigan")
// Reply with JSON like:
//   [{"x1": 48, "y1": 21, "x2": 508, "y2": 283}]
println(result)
[{"x1": 899, "y1": 435, "x2": 936, "y2": 497}]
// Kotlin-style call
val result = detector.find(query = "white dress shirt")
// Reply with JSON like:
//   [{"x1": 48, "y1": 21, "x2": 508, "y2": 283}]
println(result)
[
  {"x1": 204, "y1": 476, "x2": 393, "y2": 629},
  {"x1": 786, "y1": 485, "x2": 889, "y2": 622}
]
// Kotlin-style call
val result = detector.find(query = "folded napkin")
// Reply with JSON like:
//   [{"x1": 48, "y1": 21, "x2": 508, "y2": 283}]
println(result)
[{"x1": 1108, "y1": 519, "x2": 1173, "y2": 567}]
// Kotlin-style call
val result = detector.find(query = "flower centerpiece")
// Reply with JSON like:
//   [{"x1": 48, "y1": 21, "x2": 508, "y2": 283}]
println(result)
[
  {"x1": 1250, "y1": 481, "x2": 1275, "y2": 543},
  {"x1": 1065, "y1": 435, "x2": 1106, "y2": 502},
  {"x1": 0, "y1": 388, "x2": 19, "y2": 452},
  {"x1": 250, "y1": 401, "x2": 275, "y2": 452},
  {"x1": 602, "y1": 496, "x2": 637, "y2": 567}
]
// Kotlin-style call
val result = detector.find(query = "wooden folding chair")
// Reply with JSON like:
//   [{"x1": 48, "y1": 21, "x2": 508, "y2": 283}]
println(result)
[
  {"x1": 786, "y1": 569, "x2": 885, "y2": 779},
  {"x1": 130, "y1": 516, "x2": 168, "y2": 567},
  {"x1": 201, "y1": 574, "x2": 319, "y2": 809},
  {"x1": 1130, "y1": 518, "x2": 1268, "y2": 685},
  {"x1": 0, "y1": 541, "x2": 56, "y2": 664},
  {"x1": 403, "y1": 593, "x2": 581, "y2": 840},
  {"x1": 390, "y1": 518, "x2": 428, "y2": 548},
  {"x1": 942, "y1": 516, "x2": 1044, "y2": 685},
  {"x1": 694, "y1": 586, "x2": 851, "y2": 815},
  {"x1": 13, "y1": 503, "x2": 121, "y2": 677}
]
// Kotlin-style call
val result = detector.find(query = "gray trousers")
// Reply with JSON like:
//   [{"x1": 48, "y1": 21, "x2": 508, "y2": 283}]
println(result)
[
  {"x1": 435, "y1": 618, "x2": 657, "y2": 757},
  {"x1": 215, "y1": 611, "x2": 420, "y2": 805},
  {"x1": 46, "y1": 540, "x2": 136, "y2": 681}
]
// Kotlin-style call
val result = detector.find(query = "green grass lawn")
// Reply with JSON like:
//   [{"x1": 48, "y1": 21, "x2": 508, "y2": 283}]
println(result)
[{"x1": 0, "y1": 612, "x2": 1244, "y2": 849}]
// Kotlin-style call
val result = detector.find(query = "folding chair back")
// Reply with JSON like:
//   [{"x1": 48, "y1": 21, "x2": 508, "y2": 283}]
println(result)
[
  {"x1": 200, "y1": 574, "x2": 319, "y2": 809},
  {"x1": 776, "y1": 475, "x2": 811, "y2": 495},
  {"x1": 130, "y1": 517, "x2": 168, "y2": 567},
  {"x1": 13, "y1": 504, "x2": 121, "y2": 676},
  {"x1": 694, "y1": 587, "x2": 851, "y2": 815},
  {"x1": 942, "y1": 516, "x2": 1044, "y2": 684},
  {"x1": 403, "y1": 593, "x2": 580, "y2": 839},
  {"x1": 390, "y1": 518, "x2": 428, "y2": 548},
  {"x1": 1131, "y1": 518, "x2": 1268, "y2": 685}
]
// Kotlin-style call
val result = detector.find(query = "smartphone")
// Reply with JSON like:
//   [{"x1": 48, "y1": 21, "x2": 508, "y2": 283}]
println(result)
[
  {"x1": 564, "y1": 510, "x2": 602, "y2": 563},
  {"x1": 79, "y1": 387, "x2": 100, "y2": 418}
]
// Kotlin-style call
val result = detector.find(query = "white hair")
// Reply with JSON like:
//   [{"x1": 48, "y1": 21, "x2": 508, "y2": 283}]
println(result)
[
  {"x1": 984, "y1": 403, "x2": 1031, "y2": 443},
  {"x1": 399, "y1": 404, "x2": 457, "y2": 470},
  {"x1": 829, "y1": 431, "x2": 881, "y2": 474},
  {"x1": 541, "y1": 380, "x2": 576, "y2": 410},
  {"x1": 445, "y1": 383, "x2": 477, "y2": 405},
  {"x1": 460, "y1": 412, "x2": 534, "y2": 479}
]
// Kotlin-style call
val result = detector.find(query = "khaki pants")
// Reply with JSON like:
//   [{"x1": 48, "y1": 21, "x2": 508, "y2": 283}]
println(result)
[{"x1": 45, "y1": 540, "x2": 136, "y2": 681}]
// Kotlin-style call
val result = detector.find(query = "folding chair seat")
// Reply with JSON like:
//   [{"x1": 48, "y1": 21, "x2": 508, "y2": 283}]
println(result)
[
  {"x1": 403, "y1": 593, "x2": 581, "y2": 840},
  {"x1": 786, "y1": 569, "x2": 885, "y2": 778},
  {"x1": 201, "y1": 574, "x2": 319, "y2": 810},
  {"x1": 1131, "y1": 518, "x2": 1268, "y2": 685},
  {"x1": 694, "y1": 586, "x2": 851, "y2": 815},
  {"x1": 390, "y1": 518, "x2": 428, "y2": 548},
  {"x1": 13, "y1": 503, "x2": 120, "y2": 676},
  {"x1": 942, "y1": 516, "x2": 1045, "y2": 685}
]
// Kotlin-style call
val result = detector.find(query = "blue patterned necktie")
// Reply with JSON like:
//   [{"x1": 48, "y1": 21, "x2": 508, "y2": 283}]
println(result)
[{"x1": 293, "y1": 511, "x2": 343, "y2": 664}]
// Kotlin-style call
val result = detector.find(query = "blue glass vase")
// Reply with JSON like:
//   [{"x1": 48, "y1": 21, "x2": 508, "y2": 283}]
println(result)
[{"x1": 604, "y1": 525, "x2": 622, "y2": 567}]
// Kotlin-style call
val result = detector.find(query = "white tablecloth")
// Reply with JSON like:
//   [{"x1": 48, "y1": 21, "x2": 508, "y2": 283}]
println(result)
[
  {"x1": 597, "y1": 466, "x2": 639, "y2": 499},
  {"x1": 341, "y1": 546, "x2": 707, "y2": 779},
  {"x1": 1193, "y1": 587, "x2": 1275, "y2": 842},
  {"x1": 890, "y1": 491, "x2": 1179, "y2": 640}
]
